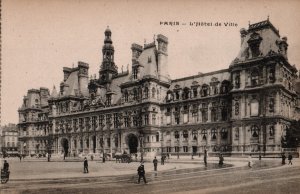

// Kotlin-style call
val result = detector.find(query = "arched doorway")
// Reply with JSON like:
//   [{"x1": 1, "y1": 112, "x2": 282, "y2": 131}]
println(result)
[
  {"x1": 127, "y1": 134, "x2": 138, "y2": 154},
  {"x1": 61, "y1": 138, "x2": 69, "y2": 157}
]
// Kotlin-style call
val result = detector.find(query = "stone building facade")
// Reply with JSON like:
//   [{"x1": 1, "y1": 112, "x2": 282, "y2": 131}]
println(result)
[{"x1": 18, "y1": 20, "x2": 299, "y2": 157}]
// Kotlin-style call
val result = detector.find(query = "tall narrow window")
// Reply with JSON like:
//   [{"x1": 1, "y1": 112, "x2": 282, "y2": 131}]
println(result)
[
  {"x1": 211, "y1": 128, "x2": 217, "y2": 140},
  {"x1": 251, "y1": 125, "x2": 259, "y2": 137},
  {"x1": 251, "y1": 70, "x2": 259, "y2": 86}
]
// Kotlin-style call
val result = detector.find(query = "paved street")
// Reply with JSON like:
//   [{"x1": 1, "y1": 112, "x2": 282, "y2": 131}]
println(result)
[{"x1": 1, "y1": 157, "x2": 299, "y2": 194}]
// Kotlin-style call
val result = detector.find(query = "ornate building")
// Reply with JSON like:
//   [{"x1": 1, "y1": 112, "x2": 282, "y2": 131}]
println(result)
[{"x1": 18, "y1": 20, "x2": 299, "y2": 158}]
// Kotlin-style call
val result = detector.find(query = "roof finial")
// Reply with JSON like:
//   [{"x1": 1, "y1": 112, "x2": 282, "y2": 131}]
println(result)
[
  {"x1": 153, "y1": 34, "x2": 156, "y2": 42},
  {"x1": 144, "y1": 39, "x2": 146, "y2": 44},
  {"x1": 72, "y1": 63, "x2": 74, "y2": 68},
  {"x1": 267, "y1": 15, "x2": 269, "y2": 21},
  {"x1": 248, "y1": 21, "x2": 250, "y2": 26}
]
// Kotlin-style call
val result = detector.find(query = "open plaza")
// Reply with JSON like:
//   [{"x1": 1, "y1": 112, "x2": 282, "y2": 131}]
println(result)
[{"x1": 1, "y1": 155, "x2": 300, "y2": 194}]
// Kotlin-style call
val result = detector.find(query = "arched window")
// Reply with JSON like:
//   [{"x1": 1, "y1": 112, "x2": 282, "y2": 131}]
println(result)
[
  {"x1": 174, "y1": 131, "x2": 179, "y2": 139},
  {"x1": 175, "y1": 90, "x2": 180, "y2": 100},
  {"x1": 156, "y1": 132, "x2": 159, "y2": 142},
  {"x1": 133, "y1": 67, "x2": 138, "y2": 79},
  {"x1": 211, "y1": 128, "x2": 217, "y2": 140},
  {"x1": 251, "y1": 125, "x2": 259, "y2": 137},
  {"x1": 251, "y1": 69, "x2": 259, "y2": 86},
  {"x1": 144, "y1": 87, "x2": 149, "y2": 98}
]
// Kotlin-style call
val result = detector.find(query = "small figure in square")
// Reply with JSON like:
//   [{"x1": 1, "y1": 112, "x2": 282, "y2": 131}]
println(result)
[
  {"x1": 83, "y1": 157, "x2": 89, "y2": 173},
  {"x1": 248, "y1": 154, "x2": 252, "y2": 168},
  {"x1": 137, "y1": 162, "x2": 147, "y2": 184},
  {"x1": 219, "y1": 153, "x2": 224, "y2": 166},
  {"x1": 288, "y1": 153, "x2": 293, "y2": 165},
  {"x1": 153, "y1": 157, "x2": 158, "y2": 171},
  {"x1": 281, "y1": 153, "x2": 286, "y2": 165}
]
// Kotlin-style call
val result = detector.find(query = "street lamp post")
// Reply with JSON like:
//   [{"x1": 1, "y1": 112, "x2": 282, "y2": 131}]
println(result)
[{"x1": 139, "y1": 132, "x2": 144, "y2": 162}]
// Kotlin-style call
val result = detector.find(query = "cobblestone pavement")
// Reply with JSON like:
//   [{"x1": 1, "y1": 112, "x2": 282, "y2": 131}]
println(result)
[{"x1": 1, "y1": 157, "x2": 299, "y2": 194}]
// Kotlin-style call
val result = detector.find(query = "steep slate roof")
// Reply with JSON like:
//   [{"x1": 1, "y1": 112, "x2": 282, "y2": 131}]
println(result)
[
  {"x1": 64, "y1": 70, "x2": 79, "y2": 96},
  {"x1": 138, "y1": 43, "x2": 158, "y2": 79},
  {"x1": 170, "y1": 69, "x2": 230, "y2": 90},
  {"x1": 111, "y1": 73, "x2": 130, "y2": 104}
]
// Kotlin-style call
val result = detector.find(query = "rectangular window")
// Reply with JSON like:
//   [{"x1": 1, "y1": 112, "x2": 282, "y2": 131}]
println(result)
[
  {"x1": 166, "y1": 116, "x2": 171, "y2": 124},
  {"x1": 144, "y1": 114, "x2": 149, "y2": 125},
  {"x1": 175, "y1": 146, "x2": 179, "y2": 152},
  {"x1": 183, "y1": 113, "x2": 188, "y2": 123},
  {"x1": 183, "y1": 146, "x2": 188, "y2": 152},
  {"x1": 152, "y1": 114, "x2": 156, "y2": 125}
]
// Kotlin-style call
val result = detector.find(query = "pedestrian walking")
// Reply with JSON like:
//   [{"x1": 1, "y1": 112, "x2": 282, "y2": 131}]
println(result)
[
  {"x1": 83, "y1": 157, "x2": 89, "y2": 173},
  {"x1": 219, "y1": 153, "x2": 224, "y2": 166},
  {"x1": 259, "y1": 154, "x2": 262, "y2": 160},
  {"x1": 248, "y1": 154, "x2": 252, "y2": 168},
  {"x1": 288, "y1": 153, "x2": 293, "y2": 165},
  {"x1": 19, "y1": 154, "x2": 22, "y2": 162},
  {"x1": 204, "y1": 149, "x2": 208, "y2": 166},
  {"x1": 161, "y1": 155, "x2": 165, "y2": 165},
  {"x1": 3, "y1": 160, "x2": 9, "y2": 172},
  {"x1": 103, "y1": 153, "x2": 106, "y2": 163},
  {"x1": 91, "y1": 155, "x2": 94, "y2": 161},
  {"x1": 153, "y1": 157, "x2": 158, "y2": 171},
  {"x1": 281, "y1": 153, "x2": 286, "y2": 165},
  {"x1": 137, "y1": 162, "x2": 147, "y2": 184}
]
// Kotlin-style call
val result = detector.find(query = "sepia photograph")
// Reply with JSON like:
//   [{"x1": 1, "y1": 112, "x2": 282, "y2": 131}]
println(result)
[{"x1": 1, "y1": 0, "x2": 300, "y2": 193}]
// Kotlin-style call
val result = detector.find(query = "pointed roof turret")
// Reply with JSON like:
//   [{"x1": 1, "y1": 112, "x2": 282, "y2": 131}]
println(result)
[{"x1": 50, "y1": 85, "x2": 58, "y2": 98}]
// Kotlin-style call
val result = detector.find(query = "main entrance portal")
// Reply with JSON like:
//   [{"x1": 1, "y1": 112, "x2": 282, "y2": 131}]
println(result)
[
  {"x1": 61, "y1": 138, "x2": 69, "y2": 157},
  {"x1": 127, "y1": 134, "x2": 138, "y2": 154}
]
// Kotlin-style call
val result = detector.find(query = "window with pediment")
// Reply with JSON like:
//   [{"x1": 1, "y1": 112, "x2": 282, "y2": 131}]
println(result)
[
  {"x1": 251, "y1": 69, "x2": 259, "y2": 86},
  {"x1": 221, "y1": 128, "x2": 228, "y2": 139},
  {"x1": 192, "y1": 130, "x2": 198, "y2": 140},
  {"x1": 174, "y1": 131, "x2": 179, "y2": 139},
  {"x1": 201, "y1": 84, "x2": 209, "y2": 97},
  {"x1": 152, "y1": 87, "x2": 156, "y2": 98},
  {"x1": 251, "y1": 125, "x2": 259, "y2": 138},
  {"x1": 183, "y1": 130, "x2": 189, "y2": 139},
  {"x1": 201, "y1": 129, "x2": 207, "y2": 140},
  {"x1": 182, "y1": 87, "x2": 190, "y2": 100},
  {"x1": 211, "y1": 128, "x2": 217, "y2": 140}
]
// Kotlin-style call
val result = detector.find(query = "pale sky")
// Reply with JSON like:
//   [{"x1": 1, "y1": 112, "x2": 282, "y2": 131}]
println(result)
[{"x1": 2, "y1": 0, "x2": 300, "y2": 125}]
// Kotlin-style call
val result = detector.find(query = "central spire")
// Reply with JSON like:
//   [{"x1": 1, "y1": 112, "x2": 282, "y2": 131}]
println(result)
[{"x1": 99, "y1": 27, "x2": 118, "y2": 83}]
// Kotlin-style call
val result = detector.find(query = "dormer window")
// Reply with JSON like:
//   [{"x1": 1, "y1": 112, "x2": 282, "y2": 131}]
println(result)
[
  {"x1": 201, "y1": 85, "x2": 209, "y2": 97},
  {"x1": 247, "y1": 32, "x2": 262, "y2": 58},
  {"x1": 106, "y1": 94, "x2": 112, "y2": 106},
  {"x1": 251, "y1": 69, "x2": 259, "y2": 86}
]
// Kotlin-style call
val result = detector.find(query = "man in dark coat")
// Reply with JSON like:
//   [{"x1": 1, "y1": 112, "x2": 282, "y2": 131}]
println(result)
[
  {"x1": 219, "y1": 153, "x2": 224, "y2": 166},
  {"x1": 204, "y1": 149, "x2": 208, "y2": 166},
  {"x1": 137, "y1": 163, "x2": 147, "y2": 184},
  {"x1": 153, "y1": 157, "x2": 158, "y2": 171},
  {"x1": 84, "y1": 157, "x2": 89, "y2": 173},
  {"x1": 3, "y1": 160, "x2": 9, "y2": 172},
  {"x1": 288, "y1": 153, "x2": 293, "y2": 165},
  {"x1": 282, "y1": 153, "x2": 286, "y2": 165},
  {"x1": 161, "y1": 155, "x2": 165, "y2": 165}
]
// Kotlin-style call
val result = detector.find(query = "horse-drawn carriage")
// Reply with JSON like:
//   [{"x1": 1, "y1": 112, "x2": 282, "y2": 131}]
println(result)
[
  {"x1": 114, "y1": 153, "x2": 132, "y2": 163},
  {"x1": 1, "y1": 169, "x2": 10, "y2": 184}
]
